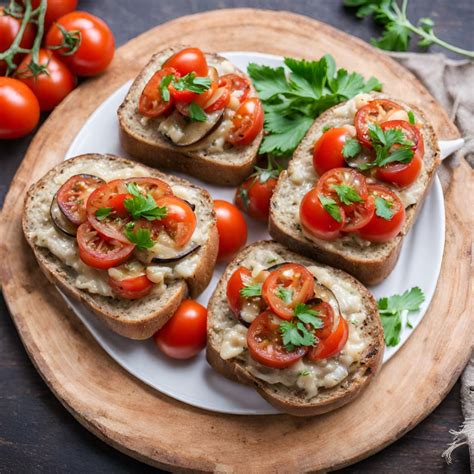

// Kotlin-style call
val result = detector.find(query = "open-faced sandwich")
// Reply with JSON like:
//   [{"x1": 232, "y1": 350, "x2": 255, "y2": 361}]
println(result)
[
  {"x1": 207, "y1": 241, "x2": 384, "y2": 416},
  {"x1": 23, "y1": 154, "x2": 218, "y2": 339},
  {"x1": 118, "y1": 46, "x2": 264, "y2": 185},
  {"x1": 269, "y1": 93, "x2": 441, "y2": 285}
]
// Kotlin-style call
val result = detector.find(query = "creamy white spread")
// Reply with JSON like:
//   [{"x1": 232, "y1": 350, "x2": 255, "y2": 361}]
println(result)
[
  {"x1": 216, "y1": 251, "x2": 369, "y2": 400},
  {"x1": 30, "y1": 162, "x2": 208, "y2": 298}
]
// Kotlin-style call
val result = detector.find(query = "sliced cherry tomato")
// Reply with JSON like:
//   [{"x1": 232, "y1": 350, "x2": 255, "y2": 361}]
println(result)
[
  {"x1": 316, "y1": 168, "x2": 369, "y2": 212},
  {"x1": 307, "y1": 315, "x2": 349, "y2": 360},
  {"x1": 355, "y1": 99, "x2": 403, "y2": 147},
  {"x1": 0, "y1": 77, "x2": 39, "y2": 139},
  {"x1": 214, "y1": 200, "x2": 248, "y2": 261},
  {"x1": 247, "y1": 311, "x2": 307, "y2": 368},
  {"x1": 342, "y1": 196, "x2": 375, "y2": 233},
  {"x1": 154, "y1": 300, "x2": 208, "y2": 359},
  {"x1": 226, "y1": 266, "x2": 253, "y2": 317},
  {"x1": 16, "y1": 49, "x2": 76, "y2": 111},
  {"x1": 56, "y1": 174, "x2": 104, "y2": 226},
  {"x1": 138, "y1": 67, "x2": 177, "y2": 118},
  {"x1": 376, "y1": 153, "x2": 423, "y2": 188},
  {"x1": 380, "y1": 120, "x2": 424, "y2": 157},
  {"x1": 313, "y1": 128, "x2": 352, "y2": 176},
  {"x1": 358, "y1": 185, "x2": 406, "y2": 243},
  {"x1": 300, "y1": 187, "x2": 346, "y2": 241},
  {"x1": 306, "y1": 300, "x2": 335, "y2": 340},
  {"x1": 163, "y1": 47, "x2": 208, "y2": 77},
  {"x1": 201, "y1": 79, "x2": 231, "y2": 113},
  {"x1": 154, "y1": 196, "x2": 196, "y2": 248},
  {"x1": 107, "y1": 193, "x2": 132, "y2": 218},
  {"x1": 194, "y1": 79, "x2": 218, "y2": 108},
  {"x1": 45, "y1": 11, "x2": 115, "y2": 77},
  {"x1": 0, "y1": 7, "x2": 36, "y2": 74},
  {"x1": 29, "y1": 0, "x2": 78, "y2": 30},
  {"x1": 221, "y1": 73, "x2": 251, "y2": 103},
  {"x1": 227, "y1": 98, "x2": 264, "y2": 146},
  {"x1": 77, "y1": 222, "x2": 134, "y2": 269},
  {"x1": 235, "y1": 175, "x2": 278, "y2": 222},
  {"x1": 262, "y1": 264, "x2": 315, "y2": 321},
  {"x1": 109, "y1": 274, "x2": 153, "y2": 299}
]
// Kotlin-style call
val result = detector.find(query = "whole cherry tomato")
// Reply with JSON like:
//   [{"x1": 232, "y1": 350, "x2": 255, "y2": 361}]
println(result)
[
  {"x1": 0, "y1": 77, "x2": 39, "y2": 139},
  {"x1": 29, "y1": 0, "x2": 78, "y2": 30},
  {"x1": 163, "y1": 47, "x2": 208, "y2": 77},
  {"x1": 235, "y1": 174, "x2": 278, "y2": 222},
  {"x1": 312, "y1": 127, "x2": 352, "y2": 176}
]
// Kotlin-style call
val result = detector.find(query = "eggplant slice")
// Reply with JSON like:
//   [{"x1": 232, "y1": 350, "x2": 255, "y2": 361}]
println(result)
[
  {"x1": 150, "y1": 244, "x2": 201, "y2": 264},
  {"x1": 50, "y1": 196, "x2": 78, "y2": 237}
]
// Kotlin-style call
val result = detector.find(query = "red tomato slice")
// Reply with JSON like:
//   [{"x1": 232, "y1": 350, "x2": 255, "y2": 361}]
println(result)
[
  {"x1": 220, "y1": 73, "x2": 251, "y2": 103},
  {"x1": 358, "y1": 184, "x2": 406, "y2": 243},
  {"x1": 313, "y1": 128, "x2": 352, "y2": 176},
  {"x1": 77, "y1": 222, "x2": 134, "y2": 269},
  {"x1": 300, "y1": 187, "x2": 346, "y2": 241},
  {"x1": 56, "y1": 174, "x2": 104, "y2": 226},
  {"x1": 155, "y1": 196, "x2": 196, "y2": 248},
  {"x1": 342, "y1": 196, "x2": 375, "y2": 233},
  {"x1": 262, "y1": 264, "x2": 315, "y2": 321},
  {"x1": 355, "y1": 99, "x2": 403, "y2": 147},
  {"x1": 108, "y1": 274, "x2": 153, "y2": 299},
  {"x1": 307, "y1": 315, "x2": 349, "y2": 360},
  {"x1": 308, "y1": 300, "x2": 335, "y2": 340},
  {"x1": 138, "y1": 67, "x2": 177, "y2": 118},
  {"x1": 168, "y1": 82, "x2": 198, "y2": 104},
  {"x1": 247, "y1": 311, "x2": 308, "y2": 368},
  {"x1": 226, "y1": 266, "x2": 253, "y2": 317},
  {"x1": 107, "y1": 193, "x2": 132, "y2": 218},
  {"x1": 163, "y1": 47, "x2": 208, "y2": 77},
  {"x1": 227, "y1": 98, "x2": 264, "y2": 146},
  {"x1": 202, "y1": 79, "x2": 231, "y2": 113}
]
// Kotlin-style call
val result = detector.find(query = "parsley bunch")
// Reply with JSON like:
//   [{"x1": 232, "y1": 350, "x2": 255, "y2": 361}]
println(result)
[
  {"x1": 247, "y1": 55, "x2": 382, "y2": 156},
  {"x1": 344, "y1": 0, "x2": 474, "y2": 58}
]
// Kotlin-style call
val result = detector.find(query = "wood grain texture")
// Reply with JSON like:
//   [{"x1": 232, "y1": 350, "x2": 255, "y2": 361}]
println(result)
[{"x1": 0, "y1": 9, "x2": 473, "y2": 473}]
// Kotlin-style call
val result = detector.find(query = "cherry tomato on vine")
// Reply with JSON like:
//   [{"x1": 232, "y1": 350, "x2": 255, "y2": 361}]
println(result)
[
  {"x1": 29, "y1": 0, "x2": 78, "y2": 30},
  {"x1": 45, "y1": 11, "x2": 115, "y2": 76},
  {"x1": 16, "y1": 49, "x2": 76, "y2": 111},
  {"x1": 0, "y1": 77, "x2": 39, "y2": 139},
  {"x1": 154, "y1": 300, "x2": 208, "y2": 359}
]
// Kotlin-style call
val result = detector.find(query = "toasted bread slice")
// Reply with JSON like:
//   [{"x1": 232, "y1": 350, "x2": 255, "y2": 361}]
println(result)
[
  {"x1": 207, "y1": 241, "x2": 384, "y2": 416},
  {"x1": 269, "y1": 93, "x2": 441, "y2": 285},
  {"x1": 23, "y1": 154, "x2": 218, "y2": 340},
  {"x1": 118, "y1": 46, "x2": 263, "y2": 186}
]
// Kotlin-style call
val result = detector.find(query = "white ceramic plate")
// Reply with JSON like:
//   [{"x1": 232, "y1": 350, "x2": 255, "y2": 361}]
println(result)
[{"x1": 62, "y1": 52, "x2": 447, "y2": 415}]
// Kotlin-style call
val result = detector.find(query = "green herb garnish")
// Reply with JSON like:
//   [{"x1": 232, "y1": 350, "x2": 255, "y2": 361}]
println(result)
[
  {"x1": 375, "y1": 196, "x2": 394, "y2": 220},
  {"x1": 188, "y1": 102, "x2": 207, "y2": 122},
  {"x1": 332, "y1": 184, "x2": 364, "y2": 206},
  {"x1": 95, "y1": 207, "x2": 112, "y2": 221},
  {"x1": 319, "y1": 194, "x2": 343, "y2": 223},
  {"x1": 124, "y1": 222, "x2": 155, "y2": 250},
  {"x1": 240, "y1": 283, "x2": 262, "y2": 298},
  {"x1": 124, "y1": 183, "x2": 167, "y2": 221}
]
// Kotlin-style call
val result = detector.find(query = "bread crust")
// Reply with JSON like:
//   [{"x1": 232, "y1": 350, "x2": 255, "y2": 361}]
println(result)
[
  {"x1": 22, "y1": 154, "x2": 218, "y2": 339},
  {"x1": 269, "y1": 93, "x2": 441, "y2": 286},
  {"x1": 206, "y1": 241, "x2": 384, "y2": 416},
  {"x1": 117, "y1": 46, "x2": 263, "y2": 186}
]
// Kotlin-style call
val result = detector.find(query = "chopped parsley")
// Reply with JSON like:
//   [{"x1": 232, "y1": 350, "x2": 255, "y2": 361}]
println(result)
[
  {"x1": 188, "y1": 101, "x2": 207, "y2": 122},
  {"x1": 276, "y1": 287, "x2": 293, "y2": 304},
  {"x1": 160, "y1": 74, "x2": 174, "y2": 102},
  {"x1": 124, "y1": 183, "x2": 167, "y2": 221},
  {"x1": 124, "y1": 222, "x2": 155, "y2": 250},
  {"x1": 332, "y1": 184, "x2": 364, "y2": 206},
  {"x1": 319, "y1": 194, "x2": 343, "y2": 223},
  {"x1": 172, "y1": 72, "x2": 211, "y2": 94},
  {"x1": 407, "y1": 110, "x2": 416, "y2": 125},
  {"x1": 342, "y1": 138, "x2": 362, "y2": 160},
  {"x1": 95, "y1": 207, "x2": 112, "y2": 221},
  {"x1": 240, "y1": 283, "x2": 262, "y2": 298},
  {"x1": 375, "y1": 196, "x2": 394, "y2": 220}
]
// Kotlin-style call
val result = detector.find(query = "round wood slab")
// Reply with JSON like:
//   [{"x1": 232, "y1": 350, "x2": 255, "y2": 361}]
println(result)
[{"x1": 1, "y1": 9, "x2": 473, "y2": 472}]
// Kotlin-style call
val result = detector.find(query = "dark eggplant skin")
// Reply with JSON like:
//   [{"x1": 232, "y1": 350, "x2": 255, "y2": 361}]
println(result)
[
  {"x1": 150, "y1": 244, "x2": 201, "y2": 264},
  {"x1": 50, "y1": 196, "x2": 77, "y2": 237}
]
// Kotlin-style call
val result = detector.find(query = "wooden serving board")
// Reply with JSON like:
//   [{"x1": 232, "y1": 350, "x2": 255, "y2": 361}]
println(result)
[{"x1": 1, "y1": 9, "x2": 473, "y2": 472}]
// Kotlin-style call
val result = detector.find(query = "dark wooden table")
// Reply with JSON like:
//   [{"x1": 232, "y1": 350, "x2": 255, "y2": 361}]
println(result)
[{"x1": 1, "y1": 1, "x2": 472, "y2": 472}]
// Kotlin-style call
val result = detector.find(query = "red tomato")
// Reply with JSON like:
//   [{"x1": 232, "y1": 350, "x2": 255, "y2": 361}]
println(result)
[
  {"x1": 220, "y1": 73, "x2": 251, "y2": 103},
  {"x1": 163, "y1": 47, "x2": 208, "y2": 77},
  {"x1": 313, "y1": 128, "x2": 352, "y2": 175},
  {"x1": 45, "y1": 11, "x2": 115, "y2": 76},
  {"x1": 138, "y1": 67, "x2": 177, "y2": 117},
  {"x1": 0, "y1": 77, "x2": 40, "y2": 139},
  {"x1": 226, "y1": 266, "x2": 253, "y2": 317},
  {"x1": 155, "y1": 196, "x2": 196, "y2": 248},
  {"x1": 227, "y1": 98, "x2": 264, "y2": 146},
  {"x1": 235, "y1": 175, "x2": 278, "y2": 222},
  {"x1": 300, "y1": 187, "x2": 346, "y2": 240},
  {"x1": 77, "y1": 222, "x2": 134, "y2": 269},
  {"x1": 342, "y1": 197, "x2": 375, "y2": 233},
  {"x1": 56, "y1": 174, "x2": 104, "y2": 226},
  {"x1": 355, "y1": 99, "x2": 403, "y2": 147},
  {"x1": 214, "y1": 200, "x2": 248, "y2": 261},
  {"x1": 308, "y1": 300, "x2": 335, "y2": 340},
  {"x1": 201, "y1": 80, "x2": 231, "y2": 113},
  {"x1": 16, "y1": 49, "x2": 76, "y2": 111},
  {"x1": 29, "y1": 0, "x2": 77, "y2": 30},
  {"x1": 380, "y1": 120, "x2": 424, "y2": 157},
  {"x1": 194, "y1": 79, "x2": 218, "y2": 108},
  {"x1": 154, "y1": 300, "x2": 208, "y2": 359},
  {"x1": 168, "y1": 82, "x2": 197, "y2": 104},
  {"x1": 0, "y1": 7, "x2": 36, "y2": 74},
  {"x1": 307, "y1": 315, "x2": 348, "y2": 360},
  {"x1": 247, "y1": 311, "x2": 307, "y2": 368},
  {"x1": 107, "y1": 193, "x2": 132, "y2": 218},
  {"x1": 358, "y1": 185, "x2": 406, "y2": 243},
  {"x1": 109, "y1": 274, "x2": 153, "y2": 299},
  {"x1": 262, "y1": 264, "x2": 315, "y2": 320}
]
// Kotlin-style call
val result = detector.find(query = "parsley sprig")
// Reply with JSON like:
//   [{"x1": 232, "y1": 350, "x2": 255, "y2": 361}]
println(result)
[
  {"x1": 124, "y1": 222, "x2": 155, "y2": 250},
  {"x1": 332, "y1": 184, "x2": 364, "y2": 206},
  {"x1": 247, "y1": 55, "x2": 382, "y2": 156},
  {"x1": 172, "y1": 72, "x2": 211, "y2": 93},
  {"x1": 188, "y1": 102, "x2": 207, "y2": 122},
  {"x1": 124, "y1": 183, "x2": 167, "y2": 221},
  {"x1": 375, "y1": 196, "x2": 394, "y2": 220},
  {"x1": 378, "y1": 287, "x2": 425, "y2": 346},
  {"x1": 342, "y1": 138, "x2": 362, "y2": 159},
  {"x1": 319, "y1": 194, "x2": 343, "y2": 223},
  {"x1": 240, "y1": 283, "x2": 262, "y2": 298}
]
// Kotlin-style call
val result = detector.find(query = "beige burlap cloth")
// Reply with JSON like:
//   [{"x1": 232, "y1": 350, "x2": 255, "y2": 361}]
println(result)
[{"x1": 389, "y1": 52, "x2": 473, "y2": 469}]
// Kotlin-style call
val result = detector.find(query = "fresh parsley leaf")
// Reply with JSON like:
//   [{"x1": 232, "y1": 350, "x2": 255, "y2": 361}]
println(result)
[
  {"x1": 240, "y1": 283, "x2": 262, "y2": 298},
  {"x1": 95, "y1": 207, "x2": 112, "y2": 221},
  {"x1": 377, "y1": 147, "x2": 414, "y2": 167},
  {"x1": 160, "y1": 74, "x2": 174, "y2": 102},
  {"x1": 124, "y1": 183, "x2": 168, "y2": 221},
  {"x1": 372, "y1": 21, "x2": 411, "y2": 51},
  {"x1": 298, "y1": 370, "x2": 310, "y2": 377},
  {"x1": 172, "y1": 73, "x2": 211, "y2": 94},
  {"x1": 124, "y1": 222, "x2": 155, "y2": 250},
  {"x1": 294, "y1": 303, "x2": 323, "y2": 329},
  {"x1": 247, "y1": 55, "x2": 381, "y2": 156},
  {"x1": 277, "y1": 287, "x2": 293, "y2": 304},
  {"x1": 407, "y1": 110, "x2": 415, "y2": 125},
  {"x1": 378, "y1": 287, "x2": 425, "y2": 346},
  {"x1": 332, "y1": 184, "x2": 364, "y2": 205},
  {"x1": 280, "y1": 320, "x2": 315, "y2": 352},
  {"x1": 375, "y1": 196, "x2": 394, "y2": 220},
  {"x1": 342, "y1": 138, "x2": 362, "y2": 159},
  {"x1": 319, "y1": 194, "x2": 343, "y2": 222},
  {"x1": 188, "y1": 102, "x2": 207, "y2": 122}
]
